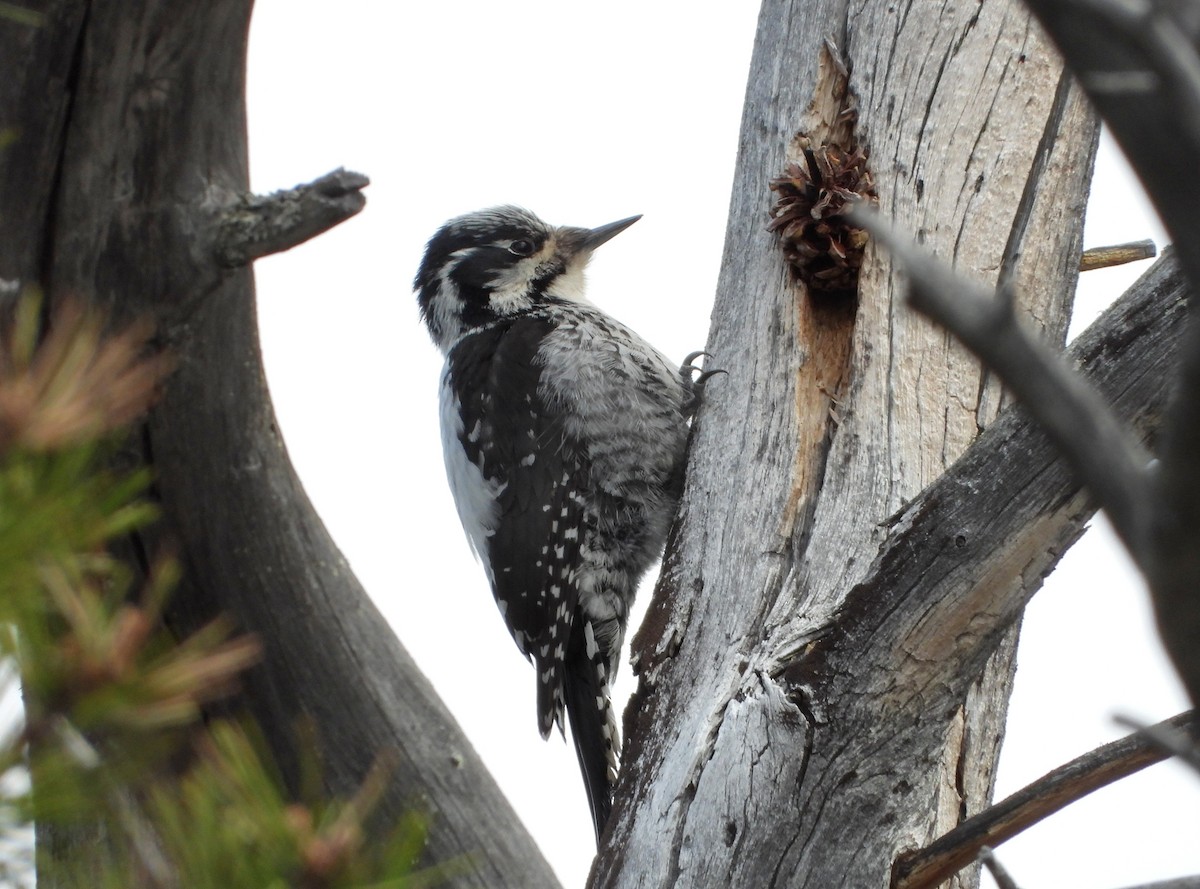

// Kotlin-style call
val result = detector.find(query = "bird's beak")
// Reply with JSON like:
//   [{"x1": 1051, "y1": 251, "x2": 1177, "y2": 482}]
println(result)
[{"x1": 579, "y1": 214, "x2": 642, "y2": 251}]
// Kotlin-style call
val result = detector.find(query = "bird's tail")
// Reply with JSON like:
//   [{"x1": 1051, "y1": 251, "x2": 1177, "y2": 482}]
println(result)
[{"x1": 564, "y1": 622, "x2": 620, "y2": 843}]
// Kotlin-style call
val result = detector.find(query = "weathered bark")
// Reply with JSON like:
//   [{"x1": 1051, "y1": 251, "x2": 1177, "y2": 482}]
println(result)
[
  {"x1": 596, "y1": 0, "x2": 1105, "y2": 885},
  {"x1": 0, "y1": 3, "x2": 557, "y2": 886}
]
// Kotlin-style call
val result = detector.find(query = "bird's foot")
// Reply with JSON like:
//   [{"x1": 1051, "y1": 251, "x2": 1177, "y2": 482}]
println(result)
[{"x1": 680, "y1": 350, "x2": 726, "y2": 416}]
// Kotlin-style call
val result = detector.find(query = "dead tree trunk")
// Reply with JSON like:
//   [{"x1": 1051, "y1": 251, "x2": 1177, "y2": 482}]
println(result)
[{"x1": 594, "y1": 0, "x2": 1127, "y2": 885}]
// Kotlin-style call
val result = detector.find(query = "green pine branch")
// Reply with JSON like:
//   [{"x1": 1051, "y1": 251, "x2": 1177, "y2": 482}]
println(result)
[{"x1": 0, "y1": 293, "x2": 464, "y2": 887}]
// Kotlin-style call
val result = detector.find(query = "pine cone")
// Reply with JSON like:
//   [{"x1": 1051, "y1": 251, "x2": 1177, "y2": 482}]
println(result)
[{"x1": 768, "y1": 145, "x2": 876, "y2": 297}]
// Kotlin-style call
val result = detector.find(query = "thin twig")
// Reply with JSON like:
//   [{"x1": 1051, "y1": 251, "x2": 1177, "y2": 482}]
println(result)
[
  {"x1": 891, "y1": 711, "x2": 1195, "y2": 889},
  {"x1": 1113, "y1": 713, "x2": 1200, "y2": 774},
  {"x1": 214, "y1": 168, "x2": 369, "y2": 267},
  {"x1": 1080, "y1": 239, "x2": 1157, "y2": 271},
  {"x1": 979, "y1": 847, "x2": 1021, "y2": 889},
  {"x1": 857, "y1": 211, "x2": 1155, "y2": 566}
]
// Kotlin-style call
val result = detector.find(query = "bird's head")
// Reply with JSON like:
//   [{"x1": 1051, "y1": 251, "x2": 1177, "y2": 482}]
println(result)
[{"x1": 414, "y1": 205, "x2": 640, "y2": 351}]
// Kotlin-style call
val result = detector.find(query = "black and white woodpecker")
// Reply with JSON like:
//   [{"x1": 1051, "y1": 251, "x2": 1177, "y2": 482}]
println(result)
[{"x1": 414, "y1": 206, "x2": 704, "y2": 840}]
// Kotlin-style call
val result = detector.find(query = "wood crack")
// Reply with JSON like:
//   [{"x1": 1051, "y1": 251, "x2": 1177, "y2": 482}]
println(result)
[{"x1": 996, "y1": 68, "x2": 1076, "y2": 291}]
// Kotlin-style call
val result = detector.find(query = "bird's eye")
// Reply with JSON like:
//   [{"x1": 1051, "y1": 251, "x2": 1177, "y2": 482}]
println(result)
[{"x1": 508, "y1": 239, "x2": 536, "y2": 257}]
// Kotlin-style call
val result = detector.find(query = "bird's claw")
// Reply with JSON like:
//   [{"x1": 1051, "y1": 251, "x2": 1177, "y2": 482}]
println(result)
[
  {"x1": 694, "y1": 368, "x2": 728, "y2": 387},
  {"x1": 680, "y1": 351, "x2": 726, "y2": 417},
  {"x1": 680, "y1": 350, "x2": 712, "y2": 378}
]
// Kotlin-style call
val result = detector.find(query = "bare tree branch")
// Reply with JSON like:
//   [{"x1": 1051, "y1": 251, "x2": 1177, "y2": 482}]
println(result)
[
  {"x1": 893, "y1": 711, "x2": 1195, "y2": 889},
  {"x1": 864, "y1": 204, "x2": 1200, "y2": 704},
  {"x1": 1080, "y1": 240, "x2": 1157, "y2": 271},
  {"x1": 792, "y1": 252, "x2": 1188, "y2": 724},
  {"x1": 856, "y1": 212, "x2": 1156, "y2": 563},
  {"x1": 1022, "y1": 0, "x2": 1200, "y2": 289},
  {"x1": 1114, "y1": 713, "x2": 1200, "y2": 774},
  {"x1": 214, "y1": 168, "x2": 369, "y2": 267},
  {"x1": 979, "y1": 848, "x2": 1021, "y2": 889},
  {"x1": 1021, "y1": 0, "x2": 1200, "y2": 705},
  {"x1": 1148, "y1": 316, "x2": 1200, "y2": 707},
  {"x1": 865, "y1": 0, "x2": 1200, "y2": 710}
]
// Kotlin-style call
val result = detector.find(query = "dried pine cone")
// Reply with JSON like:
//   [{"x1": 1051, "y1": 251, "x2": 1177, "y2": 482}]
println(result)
[{"x1": 768, "y1": 145, "x2": 876, "y2": 297}]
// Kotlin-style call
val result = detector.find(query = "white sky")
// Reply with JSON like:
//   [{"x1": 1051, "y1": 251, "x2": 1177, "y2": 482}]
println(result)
[{"x1": 246, "y1": 4, "x2": 1196, "y2": 887}]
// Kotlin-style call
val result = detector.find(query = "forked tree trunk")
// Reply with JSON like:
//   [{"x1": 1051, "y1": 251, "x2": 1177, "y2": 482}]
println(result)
[{"x1": 595, "y1": 0, "x2": 1105, "y2": 885}]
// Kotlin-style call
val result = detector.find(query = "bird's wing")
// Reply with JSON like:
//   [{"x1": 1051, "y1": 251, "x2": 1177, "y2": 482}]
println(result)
[{"x1": 444, "y1": 315, "x2": 588, "y2": 737}]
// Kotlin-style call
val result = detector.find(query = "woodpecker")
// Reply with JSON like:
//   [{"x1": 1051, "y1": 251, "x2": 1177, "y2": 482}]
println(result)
[{"x1": 414, "y1": 206, "x2": 703, "y2": 840}]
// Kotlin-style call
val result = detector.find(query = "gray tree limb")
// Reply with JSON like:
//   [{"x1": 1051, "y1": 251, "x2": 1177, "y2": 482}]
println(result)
[
  {"x1": 1023, "y1": 0, "x2": 1200, "y2": 288},
  {"x1": 1113, "y1": 713, "x2": 1200, "y2": 774},
  {"x1": 0, "y1": 3, "x2": 558, "y2": 886},
  {"x1": 979, "y1": 850, "x2": 1021, "y2": 889},
  {"x1": 856, "y1": 214, "x2": 1154, "y2": 562},
  {"x1": 894, "y1": 711, "x2": 1196, "y2": 889},
  {"x1": 1023, "y1": 0, "x2": 1200, "y2": 708},
  {"x1": 799, "y1": 251, "x2": 1187, "y2": 719},
  {"x1": 213, "y1": 168, "x2": 369, "y2": 268}
]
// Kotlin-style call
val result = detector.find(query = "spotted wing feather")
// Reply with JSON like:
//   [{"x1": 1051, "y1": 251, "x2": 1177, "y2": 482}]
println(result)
[{"x1": 444, "y1": 316, "x2": 586, "y2": 737}]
